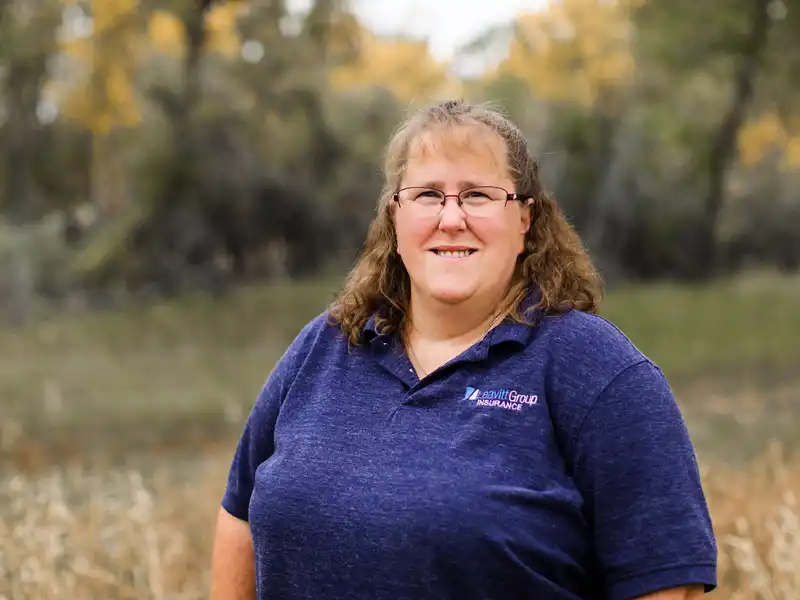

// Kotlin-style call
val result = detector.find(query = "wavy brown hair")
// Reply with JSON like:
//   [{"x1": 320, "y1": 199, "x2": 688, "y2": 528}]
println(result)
[{"x1": 328, "y1": 100, "x2": 603, "y2": 346}]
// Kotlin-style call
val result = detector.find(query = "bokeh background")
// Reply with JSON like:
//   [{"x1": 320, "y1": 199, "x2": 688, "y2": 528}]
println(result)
[{"x1": 1, "y1": 0, "x2": 798, "y2": 598}]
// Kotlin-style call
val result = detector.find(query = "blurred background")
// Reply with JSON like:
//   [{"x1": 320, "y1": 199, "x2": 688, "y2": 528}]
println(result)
[{"x1": 0, "y1": 0, "x2": 798, "y2": 597}]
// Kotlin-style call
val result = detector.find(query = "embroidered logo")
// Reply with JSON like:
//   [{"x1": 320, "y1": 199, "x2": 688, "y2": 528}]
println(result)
[{"x1": 463, "y1": 386, "x2": 538, "y2": 411}]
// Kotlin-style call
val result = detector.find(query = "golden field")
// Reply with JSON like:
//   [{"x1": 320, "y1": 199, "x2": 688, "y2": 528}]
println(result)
[
  {"x1": 1, "y1": 272, "x2": 798, "y2": 599},
  {"x1": 1, "y1": 440, "x2": 798, "y2": 599}
]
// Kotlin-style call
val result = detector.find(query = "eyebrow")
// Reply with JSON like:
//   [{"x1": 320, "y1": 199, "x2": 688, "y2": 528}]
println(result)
[{"x1": 412, "y1": 180, "x2": 489, "y2": 189}]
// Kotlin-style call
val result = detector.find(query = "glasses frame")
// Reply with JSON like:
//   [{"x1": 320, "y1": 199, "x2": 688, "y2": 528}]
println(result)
[{"x1": 392, "y1": 185, "x2": 535, "y2": 214}]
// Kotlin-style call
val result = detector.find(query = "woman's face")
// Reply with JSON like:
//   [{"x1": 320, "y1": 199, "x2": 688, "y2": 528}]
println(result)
[{"x1": 393, "y1": 126, "x2": 532, "y2": 310}]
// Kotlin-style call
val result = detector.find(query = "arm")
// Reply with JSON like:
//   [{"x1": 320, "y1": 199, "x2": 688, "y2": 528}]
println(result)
[
  {"x1": 637, "y1": 585, "x2": 705, "y2": 599},
  {"x1": 210, "y1": 507, "x2": 256, "y2": 600},
  {"x1": 571, "y1": 360, "x2": 717, "y2": 600},
  {"x1": 210, "y1": 316, "x2": 320, "y2": 599},
  {"x1": 210, "y1": 382, "x2": 281, "y2": 600}
]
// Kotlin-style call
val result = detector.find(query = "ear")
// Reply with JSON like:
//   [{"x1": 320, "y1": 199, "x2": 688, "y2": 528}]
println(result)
[{"x1": 519, "y1": 199, "x2": 533, "y2": 234}]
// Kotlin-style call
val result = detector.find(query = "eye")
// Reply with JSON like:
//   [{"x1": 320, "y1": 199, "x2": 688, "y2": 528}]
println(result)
[
  {"x1": 413, "y1": 189, "x2": 443, "y2": 204},
  {"x1": 461, "y1": 189, "x2": 492, "y2": 204}
]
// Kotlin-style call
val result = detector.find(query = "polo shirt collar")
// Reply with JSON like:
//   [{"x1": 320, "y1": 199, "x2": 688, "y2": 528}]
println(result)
[
  {"x1": 362, "y1": 312, "x2": 384, "y2": 345},
  {"x1": 486, "y1": 287, "x2": 543, "y2": 348},
  {"x1": 362, "y1": 287, "x2": 542, "y2": 350}
]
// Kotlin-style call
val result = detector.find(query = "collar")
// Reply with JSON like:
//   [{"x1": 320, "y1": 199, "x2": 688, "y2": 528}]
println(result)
[
  {"x1": 361, "y1": 287, "x2": 543, "y2": 349},
  {"x1": 363, "y1": 312, "x2": 382, "y2": 344},
  {"x1": 486, "y1": 287, "x2": 543, "y2": 348}
]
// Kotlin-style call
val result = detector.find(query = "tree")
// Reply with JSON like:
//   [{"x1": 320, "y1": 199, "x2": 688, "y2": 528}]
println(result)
[
  {"x1": 72, "y1": 0, "x2": 364, "y2": 292},
  {"x1": 329, "y1": 24, "x2": 460, "y2": 103},
  {"x1": 496, "y1": 0, "x2": 634, "y2": 108},
  {"x1": 0, "y1": 0, "x2": 61, "y2": 324},
  {"x1": 491, "y1": 0, "x2": 637, "y2": 266},
  {"x1": 738, "y1": 112, "x2": 800, "y2": 170},
  {"x1": 53, "y1": 0, "x2": 142, "y2": 215},
  {"x1": 631, "y1": 0, "x2": 797, "y2": 278},
  {"x1": 51, "y1": 0, "x2": 245, "y2": 216}
]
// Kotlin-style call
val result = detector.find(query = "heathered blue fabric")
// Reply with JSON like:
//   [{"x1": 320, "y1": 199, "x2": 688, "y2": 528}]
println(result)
[{"x1": 222, "y1": 306, "x2": 717, "y2": 600}]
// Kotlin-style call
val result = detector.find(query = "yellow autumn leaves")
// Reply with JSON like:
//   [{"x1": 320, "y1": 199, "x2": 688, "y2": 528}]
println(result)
[
  {"x1": 498, "y1": 0, "x2": 635, "y2": 106},
  {"x1": 54, "y1": 0, "x2": 245, "y2": 136},
  {"x1": 328, "y1": 0, "x2": 633, "y2": 108},
  {"x1": 148, "y1": 4, "x2": 242, "y2": 57},
  {"x1": 47, "y1": 0, "x2": 799, "y2": 168},
  {"x1": 739, "y1": 114, "x2": 800, "y2": 171},
  {"x1": 497, "y1": 0, "x2": 798, "y2": 169},
  {"x1": 328, "y1": 30, "x2": 461, "y2": 104},
  {"x1": 55, "y1": 0, "x2": 140, "y2": 135}
]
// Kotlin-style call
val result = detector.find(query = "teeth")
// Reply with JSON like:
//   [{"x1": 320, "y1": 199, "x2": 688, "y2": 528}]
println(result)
[{"x1": 435, "y1": 250, "x2": 472, "y2": 258}]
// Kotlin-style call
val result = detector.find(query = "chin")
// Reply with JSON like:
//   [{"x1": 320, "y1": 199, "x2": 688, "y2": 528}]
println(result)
[{"x1": 427, "y1": 286, "x2": 477, "y2": 305}]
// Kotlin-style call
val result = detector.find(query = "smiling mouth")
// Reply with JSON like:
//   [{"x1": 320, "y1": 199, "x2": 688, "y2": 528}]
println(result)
[{"x1": 431, "y1": 249, "x2": 478, "y2": 258}]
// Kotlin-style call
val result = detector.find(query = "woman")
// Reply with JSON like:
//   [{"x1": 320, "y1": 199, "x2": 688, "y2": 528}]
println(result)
[{"x1": 211, "y1": 100, "x2": 717, "y2": 600}]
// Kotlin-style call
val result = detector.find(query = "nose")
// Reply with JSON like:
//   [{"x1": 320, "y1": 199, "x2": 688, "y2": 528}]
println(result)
[{"x1": 437, "y1": 194, "x2": 467, "y2": 232}]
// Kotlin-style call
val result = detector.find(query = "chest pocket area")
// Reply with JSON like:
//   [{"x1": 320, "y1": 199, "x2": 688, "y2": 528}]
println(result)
[{"x1": 447, "y1": 397, "x2": 567, "y2": 488}]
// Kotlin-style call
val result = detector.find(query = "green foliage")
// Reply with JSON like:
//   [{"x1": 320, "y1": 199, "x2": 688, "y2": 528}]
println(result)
[
  {"x1": 602, "y1": 270, "x2": 800, "y2": 380},
  {"x1": 0, "y1": 0, "x2": 799, "y2": 312},
  {"x1": 2, "y1": 273, "x2": 797, "y2": 445}
]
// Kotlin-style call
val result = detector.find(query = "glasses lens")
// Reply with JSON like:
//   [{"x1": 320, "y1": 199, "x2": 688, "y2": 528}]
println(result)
[
  {"x1": 459, "y1": 187, "x2": 507, "y2": 215},
  {"x1": 396, "y1": 186, "x2": 510, "y2": 216},
  {"x1": 397, "y1": 188, "x2": 443, "y2": 215}
]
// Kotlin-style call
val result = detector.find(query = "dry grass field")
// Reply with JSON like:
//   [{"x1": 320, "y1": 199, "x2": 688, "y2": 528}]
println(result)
[
  {"x1": 1, "y1": 271, "x2": 798, "y2": 599},
  {"x1": 1, "y1": 440, "x2": 798, "y2": 599}
]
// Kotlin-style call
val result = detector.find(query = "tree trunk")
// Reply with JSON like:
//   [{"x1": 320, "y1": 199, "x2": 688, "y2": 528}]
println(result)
[
  {"x1": 583, "y1": 85, "x2": 626, "y2": 255},
  {"x1": 176, "y1": 4, "x2": 208, "y2": 156},
  {"x1": 0, "y1": 0, "x2": 59, "y2": 325},
  {"x1": 151, "y1": 2, "x2": 209, "y2": 290},
  {"x1": 695, "y1": 0, "x2": 772, "y2": 278},
  {"x1": 3, "y1": 50, "x2": 47, "y2": 325}
]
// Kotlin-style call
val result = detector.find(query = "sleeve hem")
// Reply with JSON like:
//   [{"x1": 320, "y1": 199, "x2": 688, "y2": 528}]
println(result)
[
  {"x1": 608, "y1": 563, "x2": 717, "y2": 600},
  {"x1": 221, "y1": 494, "x2": 249, "y2": 522}
]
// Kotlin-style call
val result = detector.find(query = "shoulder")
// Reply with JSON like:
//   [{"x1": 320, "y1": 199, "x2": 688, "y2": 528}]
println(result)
[
  {"x1": 280, "y1": 310, "x2": 343, "y2": 371},
  {"x1": 291, "y1": 309, "x2": 340, "y2": 347},
  {"x1": 534, "y1": 309, "x2": 659, "y2": 440},
  {"x1": 539, "y1": 308, "x2": 649, "y2": 379},
  {"x1": 249, "y1": 310, "x2": 344, "y2": 414}
]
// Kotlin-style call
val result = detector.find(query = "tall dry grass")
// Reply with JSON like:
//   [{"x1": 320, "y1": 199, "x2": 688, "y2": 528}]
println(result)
[
  {"x1": 704, "y1": 443, "x2": 800, "y2": 599},
  {"x1": 1, "y1": 445, "x2": 798, "y2": 599},
  {"x1": 0, "y1": 454, "x2": 226, "y2": 600}
]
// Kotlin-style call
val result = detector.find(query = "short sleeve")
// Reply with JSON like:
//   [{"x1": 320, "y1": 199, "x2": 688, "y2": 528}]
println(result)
[
  {"x1": 220, "y1": 315, "x2": 319, "y2": 520},
  {"x1": 221, "y1": 363, "x2": 287, "y2": 521},
  {"x1": 572, "y1": 360, "x2": 717, "y2": 600}
]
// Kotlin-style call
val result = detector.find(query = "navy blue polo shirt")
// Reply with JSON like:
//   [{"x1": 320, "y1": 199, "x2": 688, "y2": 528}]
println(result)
[{"x1": 221, "y1": 306, "x2": 717, "y2": 600}]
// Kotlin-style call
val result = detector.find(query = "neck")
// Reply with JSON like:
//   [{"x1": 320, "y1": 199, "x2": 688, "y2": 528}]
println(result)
[{"x1": 406, "y1": 290, "x2": 505, "y2": 345}]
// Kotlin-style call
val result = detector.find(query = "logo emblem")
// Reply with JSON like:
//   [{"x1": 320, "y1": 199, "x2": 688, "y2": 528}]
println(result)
[{"x1": 463, "y1": 386, "x2": 538, "y2": 412}]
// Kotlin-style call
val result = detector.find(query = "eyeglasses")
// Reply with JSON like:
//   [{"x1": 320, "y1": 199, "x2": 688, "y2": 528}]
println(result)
[{"x1": 392, "y1": 186, "x2": 534, "y2": 218}]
